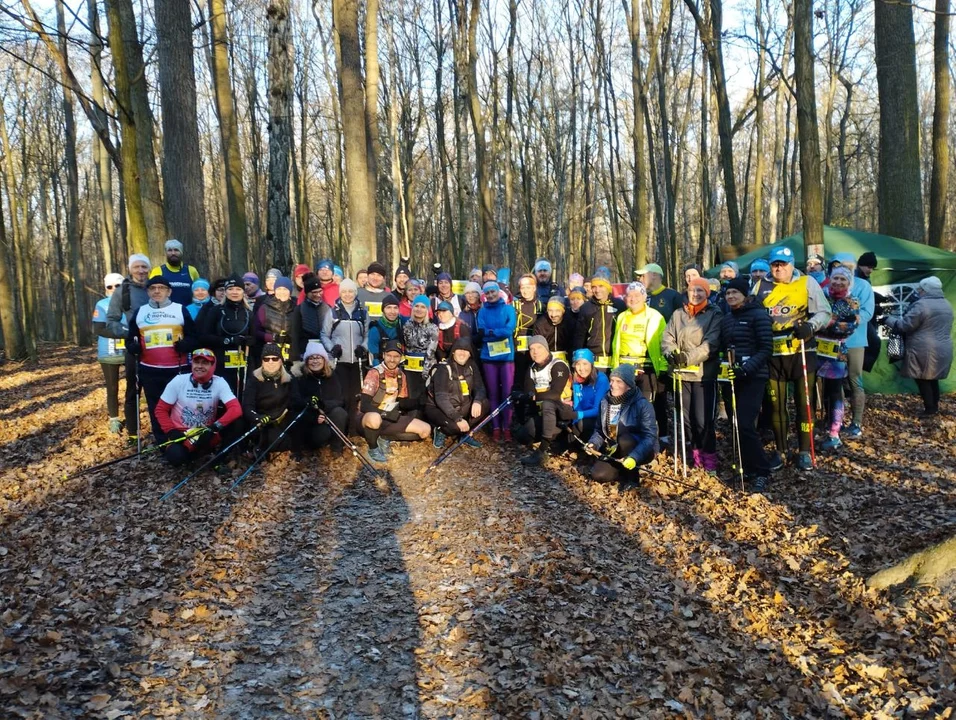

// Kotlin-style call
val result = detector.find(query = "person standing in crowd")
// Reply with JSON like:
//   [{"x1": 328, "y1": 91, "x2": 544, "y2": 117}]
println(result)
[
  {"x1": 292, "y1": 276, "x2": 331, "y2": 359},
  {"x1": 333, "y1": 265, "x2": 345, "y2": 285},
  {"x1": 356, "y1": 268, "x2": 369, "y2": 290},
  {"x1": 243, "y1": 342, "x2": 295, "y2": 455},
  {"x1": 575, "y1": 275, "x2": 621, "y2": 373},
  {"x1": 360, "y1": 340, "x2": 432, "y2": 463},
  {"x1": 243, "y1": 272, "x2": 264, "y2": 301},
  {"x1": 751, "y1": 246, "x2": 832, "y2": 471},
  {"x1": 435, "y1": 300, "x2": 471, "y2": 362},
  {"x1": 883, "y1": 276, "x2": 954, "y2": 417},
  {"x1": 315, "y1": 259, "x2": 340, "y2": 307},
  {"x1": 476, "y1": 281, "x2": 517, "y2": 441},
  {"x1": 585, "y1": 364, "x2": 658, "y2": 487},
  {"x1": 662, "y1": 277, "x2": 723, "y2": 473},
  {"x1": 186, "y1": 279, "x2": 210, "y2": 321},
  {"x1": 367, "y1": 294, "x2": 405, "y2": 364},
  {"x1": 105, "y1": 254, "x2": 152, "y2": 444},
  {"x1": 533, "y1": 296, "x2": 574, "y2": 364},
  {"x1": 570, "y1": 348, "x2": 610, "y2": 445},
  {"x1": 93, "y1": 272, "x2": 128, "y2": 434},
  {"x1": 856, "y1": 252, "x2": 877, "y2": 281},
  {"x1": 292, "y1": 342, "x2": 349, "y2": 453},
  {"x1": 533, "y1": 259, "x2": 564, "y2": 304},
  {"x1": 149, "y1": 239, "x2": 200, "y2": 306},
  {"x1": 253, "y1": 276, "x2": 296, "y2": 367},
  {"x1": 402, "y1": 294, "x2": 439, "y2": 403},
  {"x1": 817, "y1": 267, "x2": 861, "y2": 451},
  {"x1": 198, "y1": 275, "x2": 253, "y2": 397},
  {"x1": 322, "y1": 278, "x2": 368, "y2": 433},
  {"x1": 720, "y1": 276, "x2": 773, "y2": 492},
  {"x1": 358, "y1": 261, "x2": 390, "y2": 320},
  {"x1": 612, "y1": 282, "x2": 667, "y2": 408},
  {"x1": 513, "y1": 274, "x2": 543, "y2": 383},
  {"x1": 210, "y1": 278, "x2": 226, "y2": 306},
  {"x1": 806, "y1": 254, "x2": 826, "y2": 285},
  {"x1": 637, "y1": 263, "x2": 683, "y2": 323},
  {"x1": 514, "y1": 336, "x2": 574, "y2": 466},
  {"x1": 292, "y1": 264, "x2": 311, "y2": 304},
  {"x1": 431, "y1": 272, "x2": 462, "y2": 316},
  {"x1": 394, "y1": 261, "x2": 412, "y2": 297},
  {"x1": 468, "y1": 267, "x2": 483, "y2": 284},
  {"x1": 399, "y1": 278, "x2": 428, "y2": 320},
  {"x1": 566, "y1": 286, "x2": 587, "y2": 337},
  {"x1": 458, "y1": 282, "x2": 484, "y2": 337},
  {"x1": 154, "y1": 348, "x2": 243, "y2": 466},
  {"x1": 425, "y1": 337, "x2": 489, "y2": 448},
  {"x1": 749, "y1": 259, "x2": 770, "y2": 287},
  {"x1": 127, "y1": 276, "x2": 197, "y2": 442},
  {"x1": 829, "y1": 253, "x2": 874, "y2": 438}
]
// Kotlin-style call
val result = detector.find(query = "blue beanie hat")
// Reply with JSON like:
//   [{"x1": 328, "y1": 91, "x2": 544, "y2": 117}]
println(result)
[
  {"x1": 274, "y1": 277, "x2": 294, "y2": 293},
  {"x1": 316, "y1": 258, "x2": 334, "y2": 272},
  {"x1": 572, "y1": 348, "x2": 595, "y2": 365},
  {"x1": 192, "y1": 278, "x2": 210, "y2": 291},
  {"x1": 750, "y1": 259, "x2": 770, "y2": 273},
  {"x1": 413, "y1": 294, "x2": 430, "y2": 307}
]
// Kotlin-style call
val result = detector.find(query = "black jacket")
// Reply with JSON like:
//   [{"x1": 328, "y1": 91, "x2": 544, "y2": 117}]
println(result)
[
  {"x1": 243, "y1": 366, "x2": 294, "y2": 424},
  {"x1": 292, "y1": 299, "x2": 330, "y2": 359},
  {"x1": 720, "y1": 299, "x2": 772, "y2": 381},
  {"x1": 291, "y1": 365, "x2": 346, "y2": 423},
  {"x1": 426, "y1": 358, "x2": 487, "y2": 423}
]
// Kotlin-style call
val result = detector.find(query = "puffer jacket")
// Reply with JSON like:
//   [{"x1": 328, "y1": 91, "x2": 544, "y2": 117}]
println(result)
[
  {"x1": 476, "y1": 297, "x2": 517, "y2": 362},
  {"x1": 661, "y1": 303, "x2": 723, "y2": 381},
  {"x1": 403, "y1": 318, "x2": 439, "y2": 375},
  {"x1": 720, "y1": 299, "x2": 772, "y2": 381},
  {"x1": 887, "y1": 289, "x2": 954, "y2": 380},
  {"x1": 321, "y1": 299, "x2": 367, "y2": 365},
  {"x1": 588, "y1": 390, "x2": 659, "y2": 464}
]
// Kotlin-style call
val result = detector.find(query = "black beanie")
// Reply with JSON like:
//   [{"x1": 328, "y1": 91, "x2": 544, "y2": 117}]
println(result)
[
  {"x1": 726, "y1": 276, "x2": 750, "y2": 296},
  {"x1": 858, "y1": 251, "x2": 877, "y2": 269}
]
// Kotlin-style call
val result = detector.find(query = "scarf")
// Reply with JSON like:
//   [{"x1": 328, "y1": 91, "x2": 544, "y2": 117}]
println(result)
[{"x1": 684, "y1": 300, "x2": 708, "y2": 318}]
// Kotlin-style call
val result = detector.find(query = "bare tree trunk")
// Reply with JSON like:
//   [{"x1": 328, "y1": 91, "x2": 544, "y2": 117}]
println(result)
[
  {"x1": 0, "y1": 186, "x2": 26, "y2": 360},
  {"x1": 928, "y1": 0, "x2": 950, "y2": 248},
  {"x1": 768, "y1": 15, "x2": 792, "y2": 241},
  {"x1": 874, "y1": 0, "x2": 925, "y2": 243},
  {"x1": 88, "y1": 0, "x2": 117, "y2": 271},
  {"x1": 365, "y1": 0, "x2": 381, "y2": 252},
  {"x1": 626, "y1": 0, "x2": 651, "y2": 273},
  {"x1": 156, "y1": 0, "x2": 208, "y2": 268},
  {"x1": 267, "y1": 0, "x2": 293, "y2": 269},
  {"x1": 793, "y1": 0, "x2": 823, "y2": 250},
  {"x1": 209, "y1": 0, "x2": 249, "y2": 271},
  {"x1": 752, "y1": 0, "x2": 767, "y2": 245},
  {"x1": 333, "y1": 0, "x2": 376, "y2": 272}
]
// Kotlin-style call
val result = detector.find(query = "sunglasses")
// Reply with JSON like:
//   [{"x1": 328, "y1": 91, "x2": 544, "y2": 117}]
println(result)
[
  {"x1": 262, "y1": 356, "x2": 282, "y2": 362},
  {"x1": 106, "y1": 284, "x2": 118, "y2": 290}
]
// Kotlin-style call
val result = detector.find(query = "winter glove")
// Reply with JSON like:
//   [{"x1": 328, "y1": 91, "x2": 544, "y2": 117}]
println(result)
[
  {"x1": 621, "y1": 457, "x2": 637, "y2": 471},
  {"x1": 167, "y1": 429, "x2": 185, "y2": 442},
  {"x1": 509, "y1": 390, "x2": 530, "y2": 404},
  {"x1": 473, "y1": 328, "x2": 485, "y2": 345},
  {"x1": 330, "y1": 345, "x2": 343, "y2": 360},
  {"x1": 725, "y1": 364, "x2": 736, "y2": 381},
  {"x1": 128, "y1": 336, "x2": 141, "y2": 356},
  {"x1": 210, "y1": 421, "x2": 225, "y2": 433},
  {"x1": 222, "y1": 336, "x2": 233, "y2": 347},
  {"x1": 310, "y1": 396, "x2": 322, "y2": 410},
  {"x1": 732, "y1": 363, "x2": 747, "y2": 380},
  {"x1": 669, "y1": 351, "x2": 688, "y2": 368},
  {"x1": 792, "y1": 322, "x2": 814, "y2": 341},
  {"x1": 256, "y1": 415, "x2": 272, "y2": 427}
]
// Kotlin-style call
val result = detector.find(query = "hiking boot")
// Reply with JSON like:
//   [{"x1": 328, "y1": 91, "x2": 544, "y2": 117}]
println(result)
[
  {"x1": 845, "y1": 423, "x2": 863, "y2": 438},
  {"x1": 367, "y1": 446, "x2": 387, "y2": 463},
  {"x1": 492, "y1": 428, "x2": 502, "y2": 442},
  {"x1": 767, "y1": 452, "x2": 784, "y2": 472},
  {"x1": 108, "y1": 417, "x2": 123, "y2": 434},
  {"x1": 820, "y1": 435, "x2": 842, "y2": 451},
  {"x1": 503, "y1": 428, "x2": 513, "y2": 443},
  {"x1": 751, "y1": 476, "x2": 769, "y2": 493},
  {"x1": 520, "y1": 441, "x2": 550, "y2": 466},
  {"x1": 795, "y1": 451, "x2": 813, "y2": 471},
  {"x1": 700, "y1": 451, "x2": 719, "y2": 475},
  {"x1": 433, "y1": 429, "x2": 446, "y2": 449},
  {"x1": 378, "y1": 437, "x2": 393, "y2": 457},
  {"x1": 463, "y1": 436, "x2": 482, "y2": 448}
]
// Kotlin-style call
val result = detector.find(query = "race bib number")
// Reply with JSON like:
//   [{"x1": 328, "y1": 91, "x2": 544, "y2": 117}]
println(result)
[
  {"x1": 516, "y1": 335, "x2": 530, "y2": 352},
  {"x1": 107, "y1": 338, "x2": 125, "y2": 354},
  {"x1": 619, "y1": 355, "x2": 644, "y2": 366},
  {"x1": 717, "y1": 362, "x2": 733, "y2": 383},
  {"x1": 488, "y1": 339, "x2": 510, "y2": 357},
  {"x1": 816, "y1": 339, "x2": 840, "y2": 359},
  {"x1": 459, "y1": 379, "x2": 470, "y2": 396},
  {"x1": 594, "y1": 355, "x2": 612, "y2": 369},
  {"x1": 404, "y1": 354, "x2": 424, "y2": 372},
  {"x1": 144, "y1": 328, "x2": 180, "y2": 349},
  {"x1": 224, "y1": 349, "x2": 246, "y2": 369},
  {"x1": 552, "y1": 351, "x2": 567, "y2": 364},
  {"x1": 772, "y1": 336, "x2": 800, "y2": 356},
  {"x1": 366, "y1": 301, "x2": 383, "y2": 318}
]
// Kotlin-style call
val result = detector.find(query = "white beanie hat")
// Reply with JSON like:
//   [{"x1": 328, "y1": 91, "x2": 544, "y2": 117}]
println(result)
[
  {"x1": 919, "y1": 276, "x2": 943, "y2": 293},
  {"x1": 302, "y1": 341, "x2": 329, "y2": 363},
  {"x1": 104, "y1": 272, "x2": 125, "y2": 288}
]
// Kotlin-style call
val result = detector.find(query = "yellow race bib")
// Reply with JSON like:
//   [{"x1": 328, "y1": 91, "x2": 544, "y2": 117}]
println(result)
[
  {"x1": 224, "y1": 349, "x2": 247, "y2": 369},
  {"x1": 459, "y1": 379, "x2": 470, "y2": 396},
  {"x1": 594, "y1": 355, "x2": 612, "y2": 369},
  {"x1": 404, "y1": 354, "x2": 424, "y2": 372},
  {"x1": 816, "y1": 339, "x2": 840, "y2": 359},
  {"x1": 717, "y1": 361, "x2": 733, "y2": 383},
  {"x1": 515, "y1": 335, "x2": 530, "y2": 352},
  {"x1": 552, "y1": 351, "x2": 567, "y2": 364},
  {"x1": 772, "y1": 336, "x2": 800, "y2": 356},
  {"x1": 366, "y1": 301, "x2": 383, "y2": 318},
  {"x1": 488, "y1": 339, "x2": 510, "y2": 357},
  {"x1": 144, "y1": 328, "x2": 181, "y2": 349}
]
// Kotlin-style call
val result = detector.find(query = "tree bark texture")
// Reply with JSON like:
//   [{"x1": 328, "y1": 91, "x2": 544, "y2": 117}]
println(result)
[
  {"x1": 868, "y1": 535, "x2": 956, "y2": 590},
  {"x1": 874, "y1": 0, "x2": 924, "y2": 243},
  {"x1": 0, "y1": 187, "x2": 26, "y2": 360},
  {"x1": 928, "y1": 0, "x2": 950, "y2": 248},
  {"x1": 267, "y1": 0, "x2": 293, "y2": 270},
  {"x1": 88, "y1": 0, "x2": 117, "y2": 272},
  {"x1": 333, "y1": 0, "x2": 376, "y2": 273},
  {"x1": 793, "y1": 0, "x2": 823, "y2": 250},
  {"x1": 156, "y1": 0, "x2": 208, "y2": 270}
]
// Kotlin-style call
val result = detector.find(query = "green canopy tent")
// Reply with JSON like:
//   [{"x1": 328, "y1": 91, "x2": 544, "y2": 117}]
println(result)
[{"x1": 705, "y1": 226, "x2": 956, "y2": 394}]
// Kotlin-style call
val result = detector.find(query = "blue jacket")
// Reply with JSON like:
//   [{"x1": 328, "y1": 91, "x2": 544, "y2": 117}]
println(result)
[
  {"x1": 93, "y1": 296, "x2": 126, "y2": 364},
  {"x1": 588, "y1": 391, "x2": 659, "y2": 465},
  {"x1": 367, "y1": 316, "x2": 405, "y2": 364},
  {"x1": 476, "y1": 298, "x2": 517, "y2": 362},
  {"x1": 572, "y1": 371, "x2": 610, "y2": 421}
]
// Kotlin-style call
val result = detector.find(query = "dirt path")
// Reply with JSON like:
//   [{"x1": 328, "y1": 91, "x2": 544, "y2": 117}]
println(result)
[{"x1": 0, "y1": 347, "x2": 954, "y2": 718}]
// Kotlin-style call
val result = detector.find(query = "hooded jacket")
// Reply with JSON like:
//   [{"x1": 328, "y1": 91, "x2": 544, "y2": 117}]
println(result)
[
  {"x1": 476, "y1": 297, "x2": 517, "y2": 362},
  {"x1": 887, "y1": 288, "x2": 954, "y2": 380},
  {"x1": 588, "y1": 390, "x2": 658, "y2": 464}
]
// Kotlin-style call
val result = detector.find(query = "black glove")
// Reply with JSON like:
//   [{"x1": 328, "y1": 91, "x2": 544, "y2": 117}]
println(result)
[
  {"x1": 792, "y1": 322, "x2": 814, "y2": 341},
  {"x1": 256, "y1": 415, "x2": 271, "y2": 427},
  {"x1": 167, "y1": 429, "x2": 185, "y2": 442},
  {"x1": 173, "y1": 339, "x2": 187, "y2": 354},
  {"x1": 310, "y1": 396, "x2": 322, "y2": 410},
  {"x1": 210, "y1": 421, "x2": 225, "y2": 433},
  {"x1": 509, "y1": 390, "x2": 529, "y2": 404},
  {"x1": 669, "y1": 351, "x2": 688, "y2": 368},
  {"x1": 128, "y1": 336, "x2": 141, "y2": 356},
  {"x1": 473, "y1": 328, "x2": 485, "y2": 345},
  {"x1": 330, "y1": 345, "x2": 343, "y2": 360},
  {"x1": 875, "y1": 315, "x2": 888, "y2": 326},
  {"x1": 384, "y1": 408, "x2": 401, "y2": 423}
]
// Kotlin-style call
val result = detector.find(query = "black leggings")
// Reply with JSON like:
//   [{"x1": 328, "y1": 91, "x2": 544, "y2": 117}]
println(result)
[
  {"x1": 915, "y1": 379, "x2": 941, "y2": 414},
  {"x1": 590, "y1": 432, "x2": 641, "y2": 484},
  {"x1": 677, "y1": 378, "x2": 716, "y2": 453},
  {"x1": 334, "y1": 362, "x2": 363, "y2": 434},
  {"x1": 299, "y1": 406, "x2": 349, "y2": 450},
  {"x1": 100, "y1": 362, "x2": 121, "y2": 418},
  {"x1": 720, "y1": 376, "x2": 771, "y2": 475},
  {"x1": 767, "y1": 354, "x2": 816, "y2": 453}
]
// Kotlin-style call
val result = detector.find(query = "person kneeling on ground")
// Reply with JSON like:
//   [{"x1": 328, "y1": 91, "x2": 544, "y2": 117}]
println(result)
[
  {"x1": 513, "y1": 335, "x2": 575, "y2": 466},
  {"x1": 360, "y1": 340, "x2": 432, "y2": 463},
  {"x1": 586, "y1": 364, "x2": 658, "y2": 485},
  {"x1": 292, "y1": 342, "x2": 349, "y2": 453},
  {"x1": 243, "y1": 342, "x2": 295, "y2": 455},
  {"x1": 570, "y1": 348, "x2": 610, "y2": 444},
  {"x1": 154, "y1": 348, "x2": 243, "y2": 466},
  {"x1": 425, "y1": 337, "x2": 490, "y2": 449}
]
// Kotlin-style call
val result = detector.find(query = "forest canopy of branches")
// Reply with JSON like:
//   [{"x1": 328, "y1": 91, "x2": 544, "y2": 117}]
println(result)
[{"x1": 0, "y1": 0, "x2": 952, "y2": 361}]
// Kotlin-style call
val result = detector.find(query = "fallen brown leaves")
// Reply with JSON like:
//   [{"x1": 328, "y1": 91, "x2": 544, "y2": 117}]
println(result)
[{"x1": 0, "y1": 345, "x2": 953, "y2": 717}]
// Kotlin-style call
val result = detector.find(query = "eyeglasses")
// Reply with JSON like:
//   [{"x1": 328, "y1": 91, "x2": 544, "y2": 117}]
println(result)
[
  {"x1": 262, "y1": 356, "x2": 282, "y2": 362},
  {"x1": 106, "y1": 284, "x2": 117, "y2": 290}
]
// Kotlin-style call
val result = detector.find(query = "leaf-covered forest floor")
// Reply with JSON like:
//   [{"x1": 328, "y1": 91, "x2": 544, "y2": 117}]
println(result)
[{"x1": 1, "y1": 345, "x2": 954, "y2": 719}]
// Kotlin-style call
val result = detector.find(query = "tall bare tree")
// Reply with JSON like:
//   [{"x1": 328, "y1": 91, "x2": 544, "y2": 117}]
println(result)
[
  {"x1": 87, "y1": 0, "x2": 117, "y2": 271},
  {"x1": 928, "y1": 0, "x2": 950, "y2": 247},
  {"x1": 793, "y1": 0, "x2": 823, "y2": 250},
  {"x1": 267, "y1": 0, "x2": 293, "y2": 269}
]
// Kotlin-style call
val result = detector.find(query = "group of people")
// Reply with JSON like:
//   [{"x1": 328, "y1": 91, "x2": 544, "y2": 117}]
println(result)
[{"x1": 92, "y1": 238, "x2": 953, "y2": 492}]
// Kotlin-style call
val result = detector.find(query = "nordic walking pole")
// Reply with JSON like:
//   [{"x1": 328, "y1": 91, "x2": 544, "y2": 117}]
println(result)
[
  {"x1": 324, "y1": 411, "x2": 382, "y2": 477},
  {"x1": 671, "y1": 374, "x2": 679, "y2": 475},
  {"x1": 160, "y1": 422, "x2": 262, "y2": 501},
  {"x1": 799, "y1": 338, "x2": 816, "y2": 466},
  {"x1": 227, "y1": 407, "x2": 308, "y2": 492},
  {"x1": 135, "y1": 357, "x2": 142, "y2": 455},
  {"x1": 675, "y1": 371, "x2": 687, "y2": 479},
  {"x1": 727, "y1": 347, "x2": 745, "y2": 492},
  {"x1": 67, "y1": 434, "x2": 192, "y2": 481},
  {"x1": 426, "y1": 397, "x2": 511, "y2": 474}
]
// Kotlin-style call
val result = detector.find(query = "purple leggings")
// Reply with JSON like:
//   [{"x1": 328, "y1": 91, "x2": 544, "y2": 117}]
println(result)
[{"x1": 482, "y1": 361, "x2": 515, "y2": 429}]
